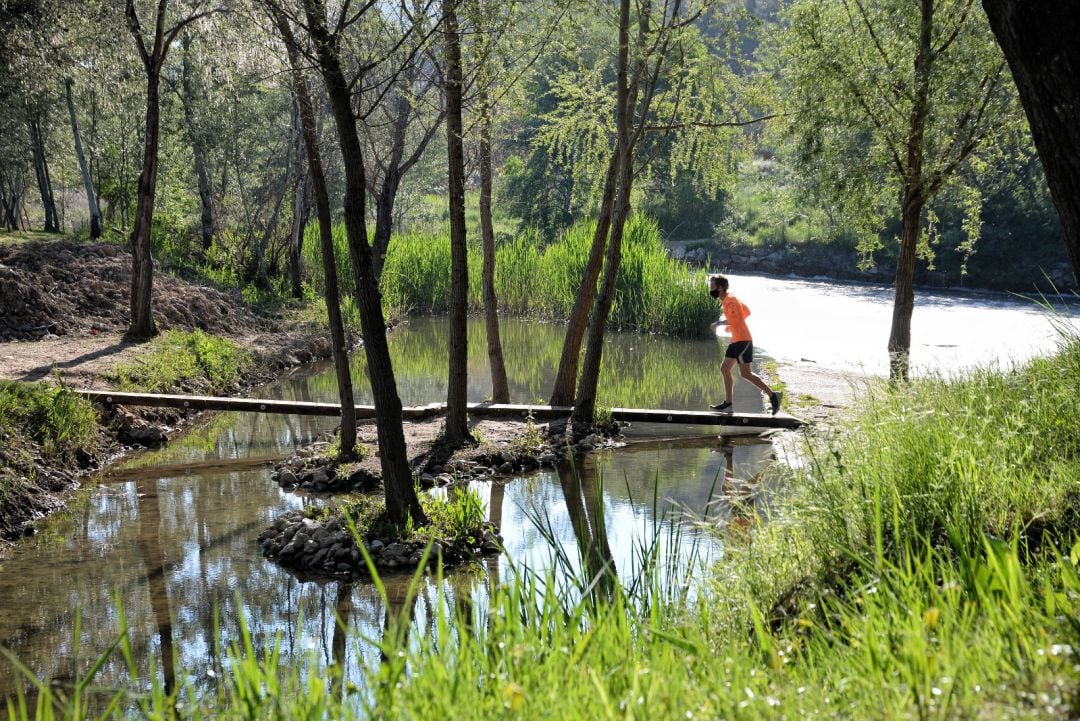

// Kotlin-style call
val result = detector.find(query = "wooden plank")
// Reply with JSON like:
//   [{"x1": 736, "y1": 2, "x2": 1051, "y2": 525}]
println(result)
[
  {"x1": 610, "y1": 407, "x2": 804, "y2": 429},
  {"x1": 465, "y1": 402, "x2": 574, "y2": 420},
  {"x1": 81, "y1": 390, "x2": 445, "y2": 420},
  {"x1": 80, "y1": 390, "x2": 804, "y2": 428}
]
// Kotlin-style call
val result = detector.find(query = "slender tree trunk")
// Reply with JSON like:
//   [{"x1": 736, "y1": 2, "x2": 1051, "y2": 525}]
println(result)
[
  {"x1": 479, "y1": 89, "x2": 509, "y2": 403},
  {"x1": 28, "y1": 114, "x2": 59, "y2": 232},
  {"x1": 443, "y1": 0, "x2": 472, "y2": 446},
  {"x1": 571, "y1": 0, "x2": 634, "y2": 423},
  {"x1": 371, "y1": 168, "x2": 401, "y2": 282},
  {"x1": 982, "y1": 0, "x2": 1080, "y2": 289},
  {"x1": 129, "y1": 70, "x2": 161, "y2": 339},
  {"x1": 371, "y1": 94, "x2": 410, "y2": 281},
  {"x1": 889, "y1": 190, "x2": 925, "y2": 380},
  {"x1": 65, "y1": 78, "x2": 102, "y2": 238},
  {"x1": 887, "y1": 0, "x2": 934, "y2": 381},
  {"x1": 180, "y1": 34, "x2": 215, "y2": 251},
  {"x1": 0, "y1": 170, "x2": 21, "y2": 230},
  {"x1": 301, "y1": 0, "x2": 425, "y2": 527},
  {"x1": 289, "y1": 107, "x2": 310, "y2": 299},
  {"x1": 254, "y1": 144, "x2": 292, "y2": 291},
  {"x1": 271, "y1": 5, "x2": 357, "y2": 461},
  {"x1": 549, "y1": 151, "x2": 621, "y2": 406}
]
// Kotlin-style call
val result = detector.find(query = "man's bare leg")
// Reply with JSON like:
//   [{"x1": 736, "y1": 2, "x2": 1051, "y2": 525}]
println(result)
[
  {"x1": 722, "y1": 358, "x2": 736, "y2": 402},
  {"x1": 738, "y1": 362, "x2": 772, "y2": 396}
]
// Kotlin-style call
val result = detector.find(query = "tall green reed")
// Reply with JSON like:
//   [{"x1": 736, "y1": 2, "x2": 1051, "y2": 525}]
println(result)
[{"x1": 373, "y1": 215, "x2": 718, "y2": 337}]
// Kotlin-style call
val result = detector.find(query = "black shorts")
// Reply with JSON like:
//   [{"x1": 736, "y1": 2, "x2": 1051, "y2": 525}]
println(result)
[{"x1": 724, "y1": 340, "x2": 753, "y2": 363}]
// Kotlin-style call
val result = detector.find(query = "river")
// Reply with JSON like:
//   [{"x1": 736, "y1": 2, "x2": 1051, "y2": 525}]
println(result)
[{"x1": 0, "y1": 275, "x2": 1075, "y2": 700}]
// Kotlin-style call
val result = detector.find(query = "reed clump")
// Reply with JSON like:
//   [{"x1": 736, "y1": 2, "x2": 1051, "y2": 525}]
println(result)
[{"x1": 303, "y1": 215, "x2": 719, "y2": 338}]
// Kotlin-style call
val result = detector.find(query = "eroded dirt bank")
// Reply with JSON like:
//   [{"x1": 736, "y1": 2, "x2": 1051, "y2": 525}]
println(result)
[{"x1": 0, "y1": 239, "x2": 338, "y2": 545}]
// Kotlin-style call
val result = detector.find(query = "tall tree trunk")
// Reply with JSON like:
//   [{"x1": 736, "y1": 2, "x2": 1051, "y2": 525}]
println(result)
[
  {"x1": 180, "y1": 33, "x2": 215, "y2": 251},
  {"x1": 889, "y1": 190, "x2": 925, "y2": 381},
  {"x1": 369, "y1": 78, "x2": 444, "y2": 282},
  {"x1": 289, "y1": 106, "x2": 310, "y2": 300},
  {"x1": 571, "y1": 0, "x2": 634, "y2": 423},
  {"x1": 128, "y1": 70, "x2": 161, "y2": 339},
  {"x1": 887, "y1": 0, "x2": 934, "y2": 381},
  {"x1": 271, "y1": 5, "x2": 358, "y2": 461},
  {"x1": 65, "y1": 78, "x2": 102, "y2": 239},
  {"x1": 28, "y1": 114, "x2": 59, "y2": 232},
  {"x1": 254, "y1": 140, "x2": 292, "y2": 292},
  {"x1": 479, "y1": 89, "x2": 509, "y2": 403},
  {"x1": 0, "y1": 169, "x2": 22, "y2": 230},
  {"x1": 301, "y1": 0, "x2": 425, "y2": 527},
  {"x1": 549, "y1": 151, "x2": 621, "y2": 406},
  {"x1": 371, "y1": 93, "x2": 410, "y2": 281},
  {"x1": 443, "y1": 0, "x2": 472, "y2": 446},
  {"x1": 982, "y1": 0, "x2": 1080, "y2": 289}
]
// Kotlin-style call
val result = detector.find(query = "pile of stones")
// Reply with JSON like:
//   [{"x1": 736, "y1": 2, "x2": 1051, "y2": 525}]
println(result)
[
  {"x1": 257, "y1": 509, "x2": 502, "y2": 576},
  {"x1": 416, "y1": 427, "x2": 624, "y2": 485},
  {"x1": 271, "y1": 442, "x2": 378, "y2": 493}
]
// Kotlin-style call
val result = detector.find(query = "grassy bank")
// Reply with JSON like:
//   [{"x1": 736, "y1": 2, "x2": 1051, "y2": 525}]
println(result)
[
  {"x1": 0, "y1": 331, "x2": 260, "y2": 540},
  {"x1": 7, "y1": 337, "x2": 1080, "y2": 718},
  {"x1": 0, "y1": 382, "x2": 99, "y2": 538},
  {"x1": 304, "y1": 215, "x2": 718, "y2": 338},
  {"x1": 109, "y1": 330, "x2": 254, "y2": 394}
]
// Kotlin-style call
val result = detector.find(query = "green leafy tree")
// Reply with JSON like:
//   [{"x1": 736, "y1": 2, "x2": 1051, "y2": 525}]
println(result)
[{"x1": 778, "y1": 0, "x2": 1023, "y2": 378}]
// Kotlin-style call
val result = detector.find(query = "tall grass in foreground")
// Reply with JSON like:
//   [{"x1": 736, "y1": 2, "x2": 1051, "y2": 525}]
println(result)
[
  {"x1": 305, "y1": 215, "x2": 718, "y2": 338},
  {"x1": 6, "y1": 336, "x2": 1080, "y2": 718}
]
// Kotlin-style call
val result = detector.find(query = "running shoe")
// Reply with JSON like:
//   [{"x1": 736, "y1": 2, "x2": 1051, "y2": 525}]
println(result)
[
  {"x1": 711, "y1": 401, "x2": 733, "y2": 413},
  {"x1": 769, "y1": 391, "x2": 783, "y2": 415}
]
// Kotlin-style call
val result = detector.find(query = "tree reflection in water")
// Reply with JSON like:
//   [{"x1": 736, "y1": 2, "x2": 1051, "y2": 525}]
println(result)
[
  {"x1": 135, "y1": 477, "x2": 177, "y2": 697},
  {"x1": 556, "y1": 460, "x2": 618, "y2": 600}
]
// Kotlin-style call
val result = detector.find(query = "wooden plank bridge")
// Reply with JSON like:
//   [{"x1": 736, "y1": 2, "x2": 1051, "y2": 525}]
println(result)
[{"x1": 81, "y1": 390, "x2": 805, "y2": 430}]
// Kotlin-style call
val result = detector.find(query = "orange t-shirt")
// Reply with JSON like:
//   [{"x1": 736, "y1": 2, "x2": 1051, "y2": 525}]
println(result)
[{"x1": 721, "y1": 294, "x2": 752, "y2": 342}]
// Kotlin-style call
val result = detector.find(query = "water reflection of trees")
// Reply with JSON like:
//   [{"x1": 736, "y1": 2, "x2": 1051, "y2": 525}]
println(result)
[
  {"x1": 556, "y1": 461, "x2": 617, "y2": 598},
  {"x1": 135, "y1": 477, "x2": 176, "y2": 695},
  {"x1": 289, "y1": 317, "x2": 736, "y2": 410},
  {"x1": 0, "y1": 315, "x2": 787, "y2": 701}
]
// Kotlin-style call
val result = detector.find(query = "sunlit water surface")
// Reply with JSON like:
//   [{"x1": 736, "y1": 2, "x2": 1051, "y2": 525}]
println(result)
[{"x1": 1, "y1": 274, "x2": 1076, "y2": 699}]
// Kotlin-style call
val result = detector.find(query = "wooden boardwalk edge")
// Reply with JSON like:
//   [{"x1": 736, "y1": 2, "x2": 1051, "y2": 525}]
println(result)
[{"x1": 80, "y1": 391, "x2": 805, "y2": 429}]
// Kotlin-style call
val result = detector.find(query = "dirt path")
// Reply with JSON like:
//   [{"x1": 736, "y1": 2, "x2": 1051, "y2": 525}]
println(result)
[
  {"x1": 0, "y1": 330, "x2": 317, "y2": 388},
  {"x1": 0, "y1": 334, "x2": 150, "y2": 387},
  {"x1": 775, "y1": 360, "x2": 875, "y2": 424}
]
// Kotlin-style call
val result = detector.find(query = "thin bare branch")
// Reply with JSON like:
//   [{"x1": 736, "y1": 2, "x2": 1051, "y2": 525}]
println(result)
[{"x1": 644, "y1": 113, "x2": 780, "y2": 132}]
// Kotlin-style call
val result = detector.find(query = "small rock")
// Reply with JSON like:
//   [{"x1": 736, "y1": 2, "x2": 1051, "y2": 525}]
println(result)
[
  {"x1": 385, "y1": 543, "x2": 409, "y2": 557},
  {"x1": 497, "y1": 462, "x2": 514, "y2": 474}
]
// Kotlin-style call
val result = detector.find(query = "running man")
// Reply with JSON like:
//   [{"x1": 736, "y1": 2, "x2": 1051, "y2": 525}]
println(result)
[{"x1": 708, "y1": 274, "x2": 782, "y2": 415}]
